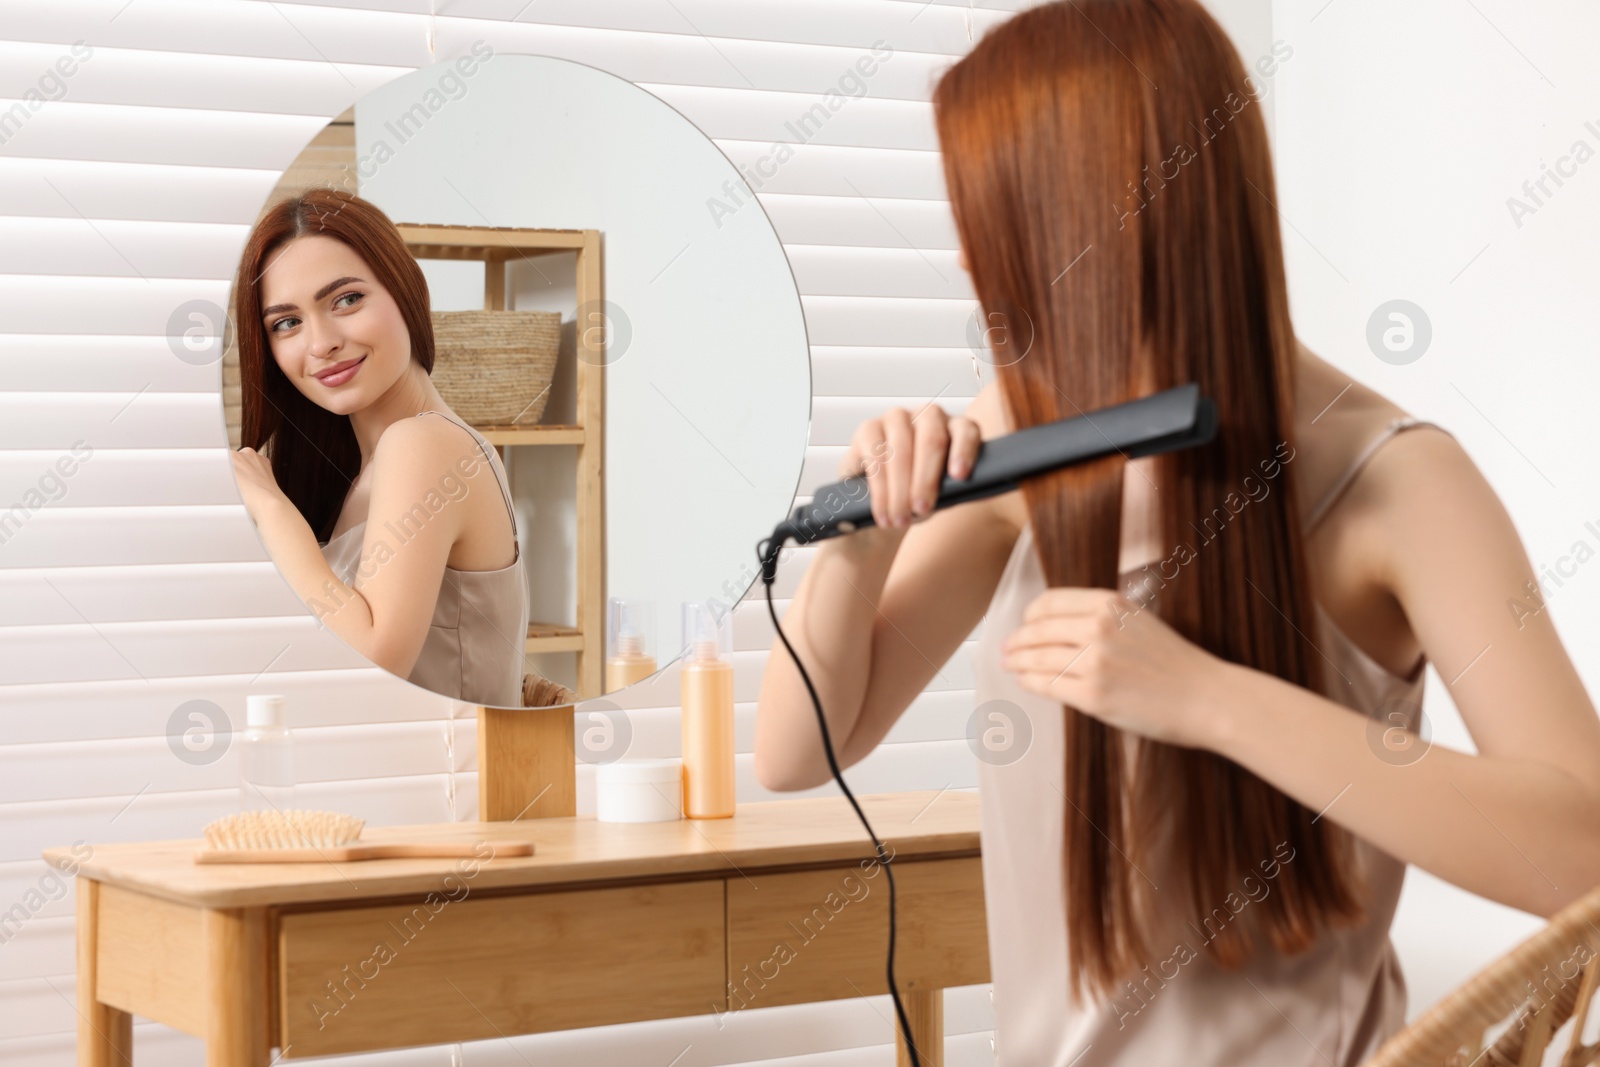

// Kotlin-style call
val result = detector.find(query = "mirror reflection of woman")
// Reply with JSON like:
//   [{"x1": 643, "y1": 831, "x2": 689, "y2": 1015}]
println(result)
[{"x1": 230, "y1": 187, "x2": 532, "y2": 709}]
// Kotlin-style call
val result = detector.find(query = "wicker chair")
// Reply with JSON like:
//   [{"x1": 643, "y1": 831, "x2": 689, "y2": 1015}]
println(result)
[
  {"x1": 1362, "y1": 881, "x2": 1600, "y2": 1067},
  {"x1": 521, "y1": 671, "x2": 577, "y2": 709}
]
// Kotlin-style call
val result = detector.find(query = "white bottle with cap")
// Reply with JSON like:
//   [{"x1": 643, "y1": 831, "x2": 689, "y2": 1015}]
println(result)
[{"x1": 241, "y1": 694, "x2": 295, "y2": 812}]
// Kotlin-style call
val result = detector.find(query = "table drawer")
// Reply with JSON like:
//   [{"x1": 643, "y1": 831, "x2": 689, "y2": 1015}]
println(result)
[
  {"x1": 725, "y1": 855, "x2": 989, "y2": 1011},
  {"x1": 278, "y1": 879, "x2": 725, "y2": 1057}
]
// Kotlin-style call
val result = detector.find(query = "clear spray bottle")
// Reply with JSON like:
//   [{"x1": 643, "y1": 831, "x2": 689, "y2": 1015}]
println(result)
[{"x1": 606, "y1": 596, "x2": 658, "y2": 692}]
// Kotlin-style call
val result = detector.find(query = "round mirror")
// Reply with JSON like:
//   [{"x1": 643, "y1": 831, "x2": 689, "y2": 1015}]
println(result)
[{"x1": 223, "y1": 50, "x2": 811, "y2": 709}]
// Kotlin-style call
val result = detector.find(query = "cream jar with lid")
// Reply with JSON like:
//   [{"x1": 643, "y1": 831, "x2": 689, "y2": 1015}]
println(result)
[{"x1": 595, "y1": 758, "x2": 683, "y2": 823}]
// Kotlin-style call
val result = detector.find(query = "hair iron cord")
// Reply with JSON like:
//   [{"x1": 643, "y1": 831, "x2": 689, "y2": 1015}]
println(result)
[{"x1": 754, "y1": 383, "x2": 1218, "y2": 1064}]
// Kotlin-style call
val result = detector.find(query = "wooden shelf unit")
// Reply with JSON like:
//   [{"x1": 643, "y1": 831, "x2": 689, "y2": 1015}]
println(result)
[{"x1": 397, "y1": 223, "x2": 606, "y2": 699}]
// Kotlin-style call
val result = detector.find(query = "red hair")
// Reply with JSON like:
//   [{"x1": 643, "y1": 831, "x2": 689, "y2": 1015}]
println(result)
[
  {"x1": 934, "y1": 0, "x2": 1366, "y2": 1004},
  {"x1": 234, "y1": 187, "x2": 435, "y2": 541}
]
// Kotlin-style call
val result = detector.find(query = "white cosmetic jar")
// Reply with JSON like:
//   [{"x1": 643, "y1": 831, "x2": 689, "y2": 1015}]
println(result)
[{"x1": 595, "y1": 758, "x2": 683, "y2": 823}]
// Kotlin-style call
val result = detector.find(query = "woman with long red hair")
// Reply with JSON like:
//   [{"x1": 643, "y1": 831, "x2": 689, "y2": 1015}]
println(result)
[
  {"x1": 230, "y1": 188, "x2": 531, "y2": 709},
  {"x1": 755, "y1": 1, "x2": 1600, "y2": 1061}
]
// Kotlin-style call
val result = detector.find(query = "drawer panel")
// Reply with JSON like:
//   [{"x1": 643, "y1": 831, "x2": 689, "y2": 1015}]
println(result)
[
  {"x1": 725, "y1": 855, "x2": 989, "y2": 1011},
  {"x1": 278, "y1": 879, "x2": 725, "y2": 1057}
]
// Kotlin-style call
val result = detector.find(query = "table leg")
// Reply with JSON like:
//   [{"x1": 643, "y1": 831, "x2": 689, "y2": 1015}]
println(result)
[
  {"x1": 203, "y1": 908, "x2": 269, "y2": 1067},
  {"x1": 896, "y1": 987, "x2": 944, "y2": 1067},
  {"x1": 77, "y1": 879, "x2": 133, "y2": 1067}
]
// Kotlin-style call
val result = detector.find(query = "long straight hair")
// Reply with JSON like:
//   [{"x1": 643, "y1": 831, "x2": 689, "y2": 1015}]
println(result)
[
  {"x1": 234, "y1": 187, "x2": 436, "y2": 542},
  {"x1": 933, "y1": 0, "x2": 1368, "y2": 1004}
]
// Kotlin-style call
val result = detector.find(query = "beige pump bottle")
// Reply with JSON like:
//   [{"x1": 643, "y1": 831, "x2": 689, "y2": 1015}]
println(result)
[
  {"x1": 605, "y1": 596, "x2": 658, "y2": 692},
  {"x1": 680, "y1": 600, "x2": 735, "y2": 819}
]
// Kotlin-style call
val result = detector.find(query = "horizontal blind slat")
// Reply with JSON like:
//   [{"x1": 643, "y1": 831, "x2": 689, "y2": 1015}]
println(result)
[
  {"x1": 0, "y1": 507, "x2": 263, "y2": 567},
  {"x1": 0, "y1": 449, "x2": 238, "y2": 506},
  {"x1": 0, "y1": 393, "x2": 225, "y2": 449},
  {"x1": 0, "y1": 34, "x2": 958, "y2": 108},
  {"x1": 0, "y1": 615, "x2": 366, "y2": 686},
  {"x1": 0, "y1": 157, "x2": 280, "y2": 225},
  {"x1": 0, "y1": 666, "x2": 455, "y2": 744},
  {"x1": 3, "y1": 0, "x2": 1007, "y2": 62},
  {"x1": 0, "y1": 562, "x2": 300, "y2": 625},
  {"x1": 0, "y1": 336, "x2": 221, "y2": 391}
]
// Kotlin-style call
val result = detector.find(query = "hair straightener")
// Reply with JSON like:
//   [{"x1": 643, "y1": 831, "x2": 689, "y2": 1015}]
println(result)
[{"x1": 754, "y1": 383, "x2": 1217, "y2": 1066}]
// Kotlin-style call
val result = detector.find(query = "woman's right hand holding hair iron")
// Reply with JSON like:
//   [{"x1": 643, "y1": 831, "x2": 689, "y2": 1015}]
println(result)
[
  {"x1": 753, "y1": 384, "x2": 1023, "y2": 792},
  {"x1": 845, "y1": 401, "x2": 984, "y2": 529}
]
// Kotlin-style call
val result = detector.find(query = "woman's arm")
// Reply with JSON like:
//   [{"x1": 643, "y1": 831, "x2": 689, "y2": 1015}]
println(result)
[
  {"x1": 754, "y1": 387, "x2": 1015, "y2": 792},
  {"x1": 238, "y1": 417, "x2": 491, "y2": 678},
  {"x1": 1203, "y1": 428, "x2": 1600, "y2": 918}
]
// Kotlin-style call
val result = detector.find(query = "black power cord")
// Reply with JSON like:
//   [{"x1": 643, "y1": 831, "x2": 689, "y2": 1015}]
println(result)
[
  {"x1": 757, "y1": 531, "x2": 924, "y2": 1067},
  {"x1": 748, "y1": 387, "x2": 1219, "y2": 1062}
]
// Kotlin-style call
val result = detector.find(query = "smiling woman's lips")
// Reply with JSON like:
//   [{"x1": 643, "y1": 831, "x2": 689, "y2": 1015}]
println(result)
[{"x1": 315, "y1": 356, "x2": 365, "y2": 387}]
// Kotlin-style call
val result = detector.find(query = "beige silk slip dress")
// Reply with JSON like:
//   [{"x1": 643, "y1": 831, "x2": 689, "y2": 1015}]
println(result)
[
  {"x1": 319, "y1": 409, "x2": 529, "y2": 709},
  {"x1": 971, "y1": 416, "x2": 1451, "y2": 1066}
]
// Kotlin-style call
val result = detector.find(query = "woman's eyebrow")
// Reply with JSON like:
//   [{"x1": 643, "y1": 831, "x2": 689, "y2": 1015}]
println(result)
[{"x1": 261, "y1": 276, "x2": 365, "y2": 318}]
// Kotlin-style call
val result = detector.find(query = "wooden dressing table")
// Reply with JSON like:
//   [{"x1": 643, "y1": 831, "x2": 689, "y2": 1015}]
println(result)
[{"x1": 48, "y1": 779, "x2": 989, "y2": 1066}]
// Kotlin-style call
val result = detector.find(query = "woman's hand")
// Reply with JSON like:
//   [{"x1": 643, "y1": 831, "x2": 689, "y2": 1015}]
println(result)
[
  {"x1": 232, "y1": 447, "x2": 295, "y2": 524},
  {"x1": 842, "y1": 403, "x2": 983, "y2": 529},
  {"x1": 1000, "y1": 587, "x2": 1235, "y2": 750}
]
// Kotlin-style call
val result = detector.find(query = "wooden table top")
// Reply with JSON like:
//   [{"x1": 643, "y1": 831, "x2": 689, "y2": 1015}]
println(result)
[{"x1": 42, "y1": 789, "x2": 981, "y2": 909}]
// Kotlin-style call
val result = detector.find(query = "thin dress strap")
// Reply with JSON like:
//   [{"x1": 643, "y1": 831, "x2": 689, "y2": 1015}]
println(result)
[
  {"x1": 415, "y1": 409, "x2": 518, "y2": 537},
  {"x1": 1305, "y1": 415, "x2": 1452, "y2": 532}
]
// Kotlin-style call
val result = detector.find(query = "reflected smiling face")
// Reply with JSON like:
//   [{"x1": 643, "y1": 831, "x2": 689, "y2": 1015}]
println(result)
[{"x1": 258, "y1": 235, "x2": 414, "y2": 416}]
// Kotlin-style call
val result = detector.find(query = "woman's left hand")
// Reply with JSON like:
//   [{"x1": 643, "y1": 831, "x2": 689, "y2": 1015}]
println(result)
[
  {"x1": 232, "y1": 447, "x2": 294, "y2": 524},
  {"x1": 1001, "y1": 587, "x2": 1234, "y2": 750}
]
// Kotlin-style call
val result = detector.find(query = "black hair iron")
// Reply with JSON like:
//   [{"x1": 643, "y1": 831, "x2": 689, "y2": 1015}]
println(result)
[
  {"x1": 754, "y1": 382, "x2": 1217, "y2": 1066},
  {"x1": 761, "y1": 381, "x2": 1217, "y2": 579}
]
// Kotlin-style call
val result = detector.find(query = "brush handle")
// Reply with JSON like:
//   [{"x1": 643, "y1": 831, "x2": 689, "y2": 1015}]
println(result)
[{"x1": 193, "y1": 841, "x2": 535, "y2": 864}]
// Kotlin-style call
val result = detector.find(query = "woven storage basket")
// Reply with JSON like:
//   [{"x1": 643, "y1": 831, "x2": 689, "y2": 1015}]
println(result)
[
  {"x1": 523, "y1": 671, "x2": 578, "y2": 708},
  {"x1": 429, "y1": 309, "x2": 562, "y2": 427}
]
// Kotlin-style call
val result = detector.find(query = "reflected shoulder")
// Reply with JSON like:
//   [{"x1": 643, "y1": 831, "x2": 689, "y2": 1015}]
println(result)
[{"x1": 370, "y1": 413, "x2": 483, "y2": 485}]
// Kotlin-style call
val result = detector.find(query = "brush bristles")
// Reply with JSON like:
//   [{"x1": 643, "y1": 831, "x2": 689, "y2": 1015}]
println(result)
[{"x1": 202, "y1": 809, "x2": 365, "y2": 850}]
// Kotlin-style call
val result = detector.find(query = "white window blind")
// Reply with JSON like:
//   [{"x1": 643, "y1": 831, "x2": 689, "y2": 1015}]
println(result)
[{"x1": 0, "y1": 1, "x2": 1033, "y2": 1062}]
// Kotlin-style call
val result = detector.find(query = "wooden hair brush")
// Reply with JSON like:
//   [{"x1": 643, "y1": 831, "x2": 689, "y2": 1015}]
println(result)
[{"x1": 194, "y1": 809, "x2": 535, "y2": 864}]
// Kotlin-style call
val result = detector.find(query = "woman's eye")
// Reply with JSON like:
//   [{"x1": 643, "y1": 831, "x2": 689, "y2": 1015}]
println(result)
[{"x1": 266, "y1": 292, "x2": 357, "y2": 333}]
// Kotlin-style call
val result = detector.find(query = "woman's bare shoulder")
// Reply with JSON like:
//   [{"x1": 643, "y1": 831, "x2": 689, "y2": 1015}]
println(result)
[
  {"x1": 1290, "y1": 363, "x2": 1468, "y2": 660},
  {"x1": 371, "y1": 411, "x2": 486, "y2": 474},
  {"x1": 362, "y1": 413, "x2": 498, "y2": 517},
  {"x1": 1291, "y1": 359, "x2": 1458, "y2": 531}
]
